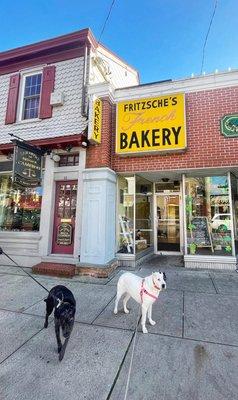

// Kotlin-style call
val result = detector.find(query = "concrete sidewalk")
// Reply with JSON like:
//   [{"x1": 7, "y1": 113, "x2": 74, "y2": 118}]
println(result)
[{"x1": 0, "y1": 255, "x2": 238, "y2": 400}]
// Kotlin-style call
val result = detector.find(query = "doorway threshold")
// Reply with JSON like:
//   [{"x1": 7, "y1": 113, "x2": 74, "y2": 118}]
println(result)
[{"x1": 156, "y1": 251, "x2": 182, "y2": 256}]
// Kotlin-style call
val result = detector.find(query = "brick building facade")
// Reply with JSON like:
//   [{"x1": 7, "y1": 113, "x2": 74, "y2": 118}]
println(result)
[{"x1": 84, "y1": 72, "x2": 238, "y2": 271}]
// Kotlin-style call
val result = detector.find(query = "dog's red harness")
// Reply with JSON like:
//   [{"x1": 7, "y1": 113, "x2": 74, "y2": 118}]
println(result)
[{"x1": 140, "y1": 278, "x2": 159, "y2": 303}]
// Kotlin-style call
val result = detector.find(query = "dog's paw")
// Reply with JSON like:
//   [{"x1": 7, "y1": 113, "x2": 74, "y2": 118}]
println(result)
[
  {"x1": 44, "y1": 322, "x2": 48, "y2": 329},
  {"x1": 124, "y1": 309, "x2": 129, "y2": 314},
  {"x1": 113, "y1": 309, "x2": 118, "y2": 315},
  {"x1": 142, "y1": 327, "x2": 148, "y2": 334},
  {"x1": 149, "y1": 320, "x2": 156, "y2": 326},
  {"x1": 58, "y1": 346, "x2": 62, "y2": 354}
]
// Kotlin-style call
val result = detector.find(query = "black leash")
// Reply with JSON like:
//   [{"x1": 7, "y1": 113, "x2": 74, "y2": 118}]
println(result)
[{"x1": 0, "y1": 247, "x2": 66, "y2": 307}]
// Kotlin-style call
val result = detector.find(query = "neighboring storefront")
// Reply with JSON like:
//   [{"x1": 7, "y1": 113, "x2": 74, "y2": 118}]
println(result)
[
  {"x1": 0, "y1": 29, "x2": 139, "y2": 268},
  {"x1": 85, "y1": 71, "x2": 238, "y2": 271}
]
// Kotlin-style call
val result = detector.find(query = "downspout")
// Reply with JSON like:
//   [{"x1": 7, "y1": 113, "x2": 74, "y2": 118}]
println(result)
[{"x1": 81, "y1": 45, "x2": 89, "y2": 118}]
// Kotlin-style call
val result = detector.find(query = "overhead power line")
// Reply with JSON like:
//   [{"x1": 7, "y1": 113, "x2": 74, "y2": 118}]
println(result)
[
  {"x1": 97, "y1": 0, "x2": 117, "y2": 46},
  {"x1": 200, "y1": 0, "x2": 218, "y2": 74}
]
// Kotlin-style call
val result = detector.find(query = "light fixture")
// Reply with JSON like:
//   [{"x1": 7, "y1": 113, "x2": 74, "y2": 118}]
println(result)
[
  {"x1": 65, "y1": 144, "x2": 73, "y2": 152},
  {"x1": 81, "y1": 141, "x2": 88, "y2": 148},
  {"x1": 6, "y1": 152, "x2": 13, "y2": 160},
  {"x1": 50, "y1": 152, "x2": 60, "y2": 162}
]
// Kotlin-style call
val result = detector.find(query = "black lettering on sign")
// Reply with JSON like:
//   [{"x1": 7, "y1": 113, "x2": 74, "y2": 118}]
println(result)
[
  {"x1": 120, "y1": 133, "x2": 128, "y2": 149},
  {"x1": 129, "y1": 132, "x2": 140, "y2": 148},
  {"x1": 172, "y1": 126, "x2": 181, "y2": 144},
  {"x1": 172, "y1": 97, "x2": 177, "y2": 105},
  {"x1": 152, "y1": 129, "x2": 160, "y2": 146},
  {"x1": 141, "y1": 130, "x2": 151, "y2": 147},
  {"x1": 162, "y1": 128, "x2": 171, "y2": 145}
]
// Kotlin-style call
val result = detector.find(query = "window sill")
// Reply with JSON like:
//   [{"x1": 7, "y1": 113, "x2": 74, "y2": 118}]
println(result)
[
  {"x1": 0, "y1": 231, "x2": 41, "y2": 239},
  {"x1": 14, "y1": 118, "x2": 42, "y2": 125}
]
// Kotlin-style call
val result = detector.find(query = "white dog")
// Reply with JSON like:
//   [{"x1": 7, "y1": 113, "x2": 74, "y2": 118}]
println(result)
[{"x1": 114, "y1": 271, "x2": 166, "y2": 334}]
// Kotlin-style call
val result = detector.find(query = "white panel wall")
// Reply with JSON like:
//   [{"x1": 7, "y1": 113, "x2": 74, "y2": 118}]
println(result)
[
  {"x1": 0, "y1": 57, "x2": 87, "y2": 145},
  {"x1": 80, "y1": 168, "x2": 116, "y2": 265},
  {"x1": 90, "y1": 48, "x2": 139, "y2": 89}
]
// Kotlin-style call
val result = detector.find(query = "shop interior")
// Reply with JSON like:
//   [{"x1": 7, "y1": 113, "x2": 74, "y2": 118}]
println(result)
[{"x1": 117, "y1": 171, "x2": 238, "y2": 260}]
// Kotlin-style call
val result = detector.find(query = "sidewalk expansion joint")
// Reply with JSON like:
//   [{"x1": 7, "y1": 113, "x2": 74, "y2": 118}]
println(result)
[
  {"x1": 0, "y1": 324, "x2": 52, "y2": 365},
  {"x1": 209, "y1": 273, "x2": 219, "y2": 294}
]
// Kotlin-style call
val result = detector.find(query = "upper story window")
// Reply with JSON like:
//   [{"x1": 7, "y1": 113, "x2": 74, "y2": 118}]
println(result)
[
  {"x1": 59, "y1": 154, "x2": 79, "y2": 167},
  {"x1": 5, "y1": 65, "x2": 55, "y2": 125},
  {"x1": 22, "y1": 73, "x2": 42, "y2": 120}
]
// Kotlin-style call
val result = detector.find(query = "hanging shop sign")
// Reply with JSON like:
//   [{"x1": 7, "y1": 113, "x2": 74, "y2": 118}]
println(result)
[
  {"x1": 12, "y1": 140, "x2": 43, "y2": 188},
  {"x1": 116, "y1": 93, "x2": 186, "y2": 155},
  {"x1": 221, "y1": 114, "x2": 238, "y2": 137},
  {"x1": 88, "y1": 97, "x2": 102, "y2": 144},
  {"x1": 57, "y1": 222, "x2": 73, "y2": 246}
]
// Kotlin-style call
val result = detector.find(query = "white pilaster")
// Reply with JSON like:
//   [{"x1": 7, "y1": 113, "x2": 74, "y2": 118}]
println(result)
[
  {"x1": 80, "y1": 168, "x2": 117, "y2": 265},
  {"x1": 39, "y1": 155, "x2": 55, "y2": 256},
  {"x1": 73, "y1": 149, "x2": 86, "y2": 258}
]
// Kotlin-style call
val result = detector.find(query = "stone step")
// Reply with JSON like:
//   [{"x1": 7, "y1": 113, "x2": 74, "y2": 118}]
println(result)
[{"x1": 32, "y1": 262, "x2": 76, "y2": 278}]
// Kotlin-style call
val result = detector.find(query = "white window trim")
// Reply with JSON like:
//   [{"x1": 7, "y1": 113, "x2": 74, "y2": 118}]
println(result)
[{"x1": 17, "y1": 69, "x2": 43, "y2": 122}]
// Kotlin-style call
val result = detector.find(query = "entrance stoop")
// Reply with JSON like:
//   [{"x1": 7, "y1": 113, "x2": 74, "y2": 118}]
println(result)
[
  {"x1": 32, "y1": 262, "x2": 76, "y2": 278},
  {"x1": 76, "y1": 259, "x2": 118, "y2": 278}
]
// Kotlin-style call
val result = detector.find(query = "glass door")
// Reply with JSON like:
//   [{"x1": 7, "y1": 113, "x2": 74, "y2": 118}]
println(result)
[{"x1": 156, "y1": 194, "x2": 180, "y2": 252}]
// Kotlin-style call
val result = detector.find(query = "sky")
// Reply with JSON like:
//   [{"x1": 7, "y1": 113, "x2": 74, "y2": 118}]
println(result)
[{"x1": 0, "y1": 0, "x2": 237, "y2": 83}]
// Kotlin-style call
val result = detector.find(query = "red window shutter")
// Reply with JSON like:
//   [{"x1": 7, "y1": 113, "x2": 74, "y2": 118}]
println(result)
[
  {"x1": 5, "y1": 73, "x2": 20, "y2": 124},
  {"x1": 39, "y1": 65, "x2": 56, "y2": 119}
]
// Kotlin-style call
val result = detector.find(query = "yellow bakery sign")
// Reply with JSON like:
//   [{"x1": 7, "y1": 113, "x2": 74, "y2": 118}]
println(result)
[
  {"x1": 116, "y1": 93, "x2": 186, "y2": 154},
  {"x1": 91, "y1": 98, "x2": 102, "y2": 144}
]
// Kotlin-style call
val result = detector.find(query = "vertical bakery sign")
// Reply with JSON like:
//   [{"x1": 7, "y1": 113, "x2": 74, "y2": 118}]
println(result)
[
  {"x1": 116, "y1": 93, "x2": 186, "y2": 155},
  {"x1": 88, "y1": 96, "x2": 102, "y2": 144}
]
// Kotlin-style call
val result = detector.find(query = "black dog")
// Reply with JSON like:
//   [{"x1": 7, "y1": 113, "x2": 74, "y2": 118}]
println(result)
[{"x1": 44, "y1": 285, "x2": 76, "y2": 361}]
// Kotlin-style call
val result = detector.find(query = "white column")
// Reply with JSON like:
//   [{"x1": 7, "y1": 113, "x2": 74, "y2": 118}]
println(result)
[
  {"x1": 80, "y1": 168, "x2": 117, "y2": 265},
  {"x1": 73, "y1": 149, "x2": 86, "y2": 258},
  {"x1": 39, "y1": 155, "x2": 55, "y2": 256}
]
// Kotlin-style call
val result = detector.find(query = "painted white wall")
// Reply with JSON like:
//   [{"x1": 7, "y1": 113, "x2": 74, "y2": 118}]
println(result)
[
  {"x1": 0, "y1": 57, "x2": 87, "y2": 145},
  {"x1": 39, "y1": 155, "x2": 55, "y2": 257},
  {"x1": 80, "y1": 168, "x2": 117, "y2": 265},
  {"x1": 89, "y1": 46, "x2": 139, "y2": 89},
  {"x1": 40, "y1": 149, "x2": 86, "y2": 261}
]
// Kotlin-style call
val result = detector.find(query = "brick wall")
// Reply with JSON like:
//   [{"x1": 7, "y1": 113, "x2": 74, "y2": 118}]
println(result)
[
  {"x1": 86, "y1": 98, "x2": 114, "y2": 168},
  {"x1": 87, "y1": 86, "x2": 238, "y2": 172}
]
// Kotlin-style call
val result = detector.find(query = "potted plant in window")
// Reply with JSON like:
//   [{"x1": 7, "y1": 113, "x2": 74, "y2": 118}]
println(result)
[{"x1": 189, "y1": 242, "x2": 197, "y2": 255}]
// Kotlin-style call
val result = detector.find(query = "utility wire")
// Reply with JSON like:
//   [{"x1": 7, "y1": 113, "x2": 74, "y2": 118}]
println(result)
[
  {"x1": 200, "y1": 0, "x2": 218, "y2": 74},
  {"x1": 97, "y1": 0, "x2": 117, "y2": 46}
]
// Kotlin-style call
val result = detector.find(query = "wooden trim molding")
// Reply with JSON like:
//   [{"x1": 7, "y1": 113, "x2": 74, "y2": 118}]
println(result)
[
  {"x1": 0, "y1": 29, "x2": 96, "y2": 75},
  {"x1": 0, "y1": 133, "x2": 88, "y2": 154}
]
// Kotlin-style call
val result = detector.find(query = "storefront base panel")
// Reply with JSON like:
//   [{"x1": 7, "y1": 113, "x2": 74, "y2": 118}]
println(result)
[
  {"x1": 184, "y1": 255, "x2": 237, "y2": 271},
  {"x1": 76, "y1": 258, "x2": 118, "y2": 278},
  {"x1": 117, "y1": 249, "x2": 154, "y2": 269},
  {"x1": 0, "y1": 232, "x2": 41, "y2": 267}
]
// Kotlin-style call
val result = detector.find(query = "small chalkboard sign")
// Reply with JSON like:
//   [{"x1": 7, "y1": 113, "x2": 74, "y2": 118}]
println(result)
[{"x1": 191, "y1": 217, "x2": 214, "y2": 252}]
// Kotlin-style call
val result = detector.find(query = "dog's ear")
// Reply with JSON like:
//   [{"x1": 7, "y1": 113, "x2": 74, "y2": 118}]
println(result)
[{"x1": 163, "y1": 272, "x2": 167, "y2": 281}]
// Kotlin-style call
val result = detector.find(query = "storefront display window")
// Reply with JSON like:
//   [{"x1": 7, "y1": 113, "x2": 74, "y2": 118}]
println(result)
[
  {"x1": 185, "y1": 175, "x2": 233, "y2": 256},
  {"x1": 136, "y1": 177, "x2": 153, "y2": 254},
  {"x1": 117, "y1": 176, "x2": 135, "y2": 254},
  {"x1": 0, "y1": 175, "x2": 42, "y2": 231}
]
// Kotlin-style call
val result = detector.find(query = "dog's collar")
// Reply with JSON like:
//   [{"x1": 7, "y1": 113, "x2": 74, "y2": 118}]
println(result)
[
  {"x1": 56, "y1": 298, "x2": 72, "y2": 308},
  {"x1": 140, "y1": 279, "x2": 158, "y2": 303}
]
